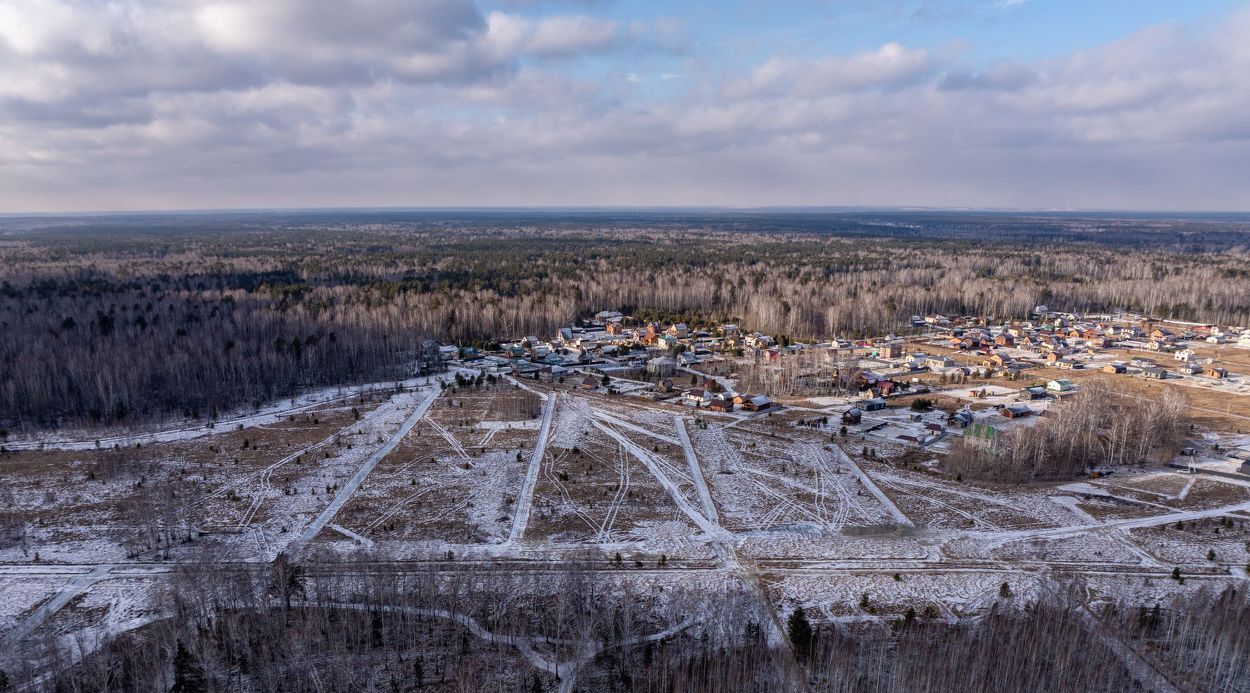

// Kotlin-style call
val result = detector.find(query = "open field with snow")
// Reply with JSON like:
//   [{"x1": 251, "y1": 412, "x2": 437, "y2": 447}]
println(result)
[{"x1": 4, "y1": 372, "x2": 1249, "y2": 688}]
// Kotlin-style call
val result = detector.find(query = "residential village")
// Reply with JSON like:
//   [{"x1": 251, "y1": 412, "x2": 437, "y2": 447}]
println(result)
[{"x1": 436, "y1": 306, "x2": 1250, "y2": 478}]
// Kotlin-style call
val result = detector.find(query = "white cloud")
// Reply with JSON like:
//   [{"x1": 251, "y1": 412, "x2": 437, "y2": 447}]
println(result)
[
  {"x1": 526, "y1": 15, "x2": 621, "y2": 55},
  {"x1": 726, "y1": 43, "x2": 935, "y2": 98},
  {"x1": 1, "y1": 2, "x2": 1248, "y2": 211}
]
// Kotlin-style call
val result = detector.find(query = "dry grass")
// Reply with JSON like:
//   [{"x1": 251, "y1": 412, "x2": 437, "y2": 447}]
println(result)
[{"x1": 326, "y1": 387, "x2": 545, "y2": 545}]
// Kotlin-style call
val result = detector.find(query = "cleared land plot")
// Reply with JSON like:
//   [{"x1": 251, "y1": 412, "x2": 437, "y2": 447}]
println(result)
[
  {"x1": 688, "y1": 424, "x2": 895, "y2": 540},
  {"x1": 0, "y1": 396, "x2": 394, "y2": 562},
  {"x1": 525, "y1": 396, "x2": 704, "y2": 554},
  {"x1": 1128, "y1": 516, "x2": 1250, "y2": 567},
  {"x1": 324, "y1": 385, "x2": 544, "y2": 547},
  {"x1": 864, "y1": 463, "x2": 1077, "y2": 531},
  {"x1": 766, "y1": 570, "x2": 1035, "y2": 621},
  {"x1": 0, "y1": 575, "x2": 72, "y2": 637},
  {"x1": 985, "y1": 532, "x2": 1145, "y2": 565},
  {"x1": 1066, "y1": 477, "x2": 1250, "y2": 522}
]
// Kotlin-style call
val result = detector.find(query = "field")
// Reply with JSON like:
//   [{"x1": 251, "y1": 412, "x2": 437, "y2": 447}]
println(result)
[{"x1": 5, "y1": 365, "x2": 1249, "y2": 690}]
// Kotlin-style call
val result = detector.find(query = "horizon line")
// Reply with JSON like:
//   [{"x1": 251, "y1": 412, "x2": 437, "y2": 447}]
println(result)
[{"x1": 3, "y1": 204, "x2": 1250, "y2": 218}]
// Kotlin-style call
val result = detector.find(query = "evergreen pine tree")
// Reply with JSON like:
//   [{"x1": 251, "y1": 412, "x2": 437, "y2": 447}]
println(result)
[
  {"x1": 170, "y1": 639, "x2": 206, "y2": 693},
  {"x1": 787, "y1": 607, "x2": 813, "y2": 655}
]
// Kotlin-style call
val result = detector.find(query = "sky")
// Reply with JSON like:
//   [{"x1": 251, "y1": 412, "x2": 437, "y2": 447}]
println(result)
[{"x1": 1, "y1": 0, "x2": 1248, "y2": 212}]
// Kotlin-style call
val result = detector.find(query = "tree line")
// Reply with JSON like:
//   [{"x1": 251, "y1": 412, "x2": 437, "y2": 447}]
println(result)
[
  {"x1": 946, "y1": 380, "x2": 1189, "y2": 482},
  {"x1": 3, "y1": 218, "x2": 1248, "y2": 430},
  {"x1": 5, "y1": 555, "x2": 1245, "y2": 692}
]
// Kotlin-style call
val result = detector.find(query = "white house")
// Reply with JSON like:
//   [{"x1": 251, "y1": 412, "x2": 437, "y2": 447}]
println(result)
[
  {"x1": 1047, "y1": 379, "x2": 1077, "y2": 393},
  {"x1": 683, "y1": 389, "x2": 711, "y2": 407}
]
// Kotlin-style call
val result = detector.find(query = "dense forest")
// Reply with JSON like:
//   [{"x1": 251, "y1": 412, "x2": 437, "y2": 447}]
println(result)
[
  {"x1": 2, "y1": 210, "x2": 1249, "y2": 430},
  {"x1": 5, "y1": 556, "x2": 1246, "y2": 692}
]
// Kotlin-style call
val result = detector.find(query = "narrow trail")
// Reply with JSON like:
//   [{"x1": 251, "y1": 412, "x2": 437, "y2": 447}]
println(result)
[
  {"x1": 592, "y1": 410, "x2": 680, "y2": 445},
  {"x1": 425, "y1": 416, "x2": 470, "y2": 460},
  {"x1": 6, "y1": 372, "x2": 465, "y2": 452},
  {"x1": 826, "y1": 444, "x2": 914, "y2": 527},
  {"x1": 594, "y1": 420, "x2": 723, "y2": 540},
  {"x1": 3, "y1": 565, "x2": 112, "y2": 648},
  {"x1": 324, "y1": 602, "x2": 693, "y2": 693},
  {"x1": 508, "y1": 393, "x2": 556, "y2": 545},
  {"x1": 596, "y1": 444, "x2": 631, "y2": 543},
  {"x1": 365, "y1": 487, "x2": 435, "y2": 534},
  {"x1": 289, "y1": 387, "x2": 441, "y2": 554},
  {"x1": 674, "y1": 416, "x2": 720, "y2": 525},
  {"x1": 741, "y1": 470, "x2": 828, "y2": 527},
  {"x1": 874, "y1": 475, "x2": 998, "y2": 530},
  {"x1": 541, "y1": 449, "x2": 601, "y2": 534},
  {"x1": 596, "y1": 417, "x2": 789, "y2": 650}
]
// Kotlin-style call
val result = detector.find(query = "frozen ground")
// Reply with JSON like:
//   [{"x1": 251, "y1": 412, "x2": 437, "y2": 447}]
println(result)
[{"x1": 3, "y1": 376, "x2": 1249, "y2": 681}]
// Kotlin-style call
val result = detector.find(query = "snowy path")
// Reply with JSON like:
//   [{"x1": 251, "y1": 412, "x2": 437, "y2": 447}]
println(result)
[
  {"x1": 6, "y1": 371, "x2": 462, "y2": 452},
  {"x1": 3, "y1": 564, "x2": 112, "y2": 646},
  {"x1": 978, "y1": 499, "x2": 1250, "y2": 548},
  {"x1": 594, "y1": 420, "x2": 727, "y2": 541},
  {"x1": 1049, "y1": 495, "x2": 1098, "y2": 524},
  {"x1": 594, "y1": 445, "x2": 631, "y2": 543},
  {"x1": 425, "y1": 416, "x2": 471, "y2": 460},
  {"x1": 826, "y1": 444, "x2": 914, "y2": 527},
  {"x1": 502, "y1": 374, "x2": 550, "y2": 400},
  {"x1": 329, "y1": 524, "x2": 375, "y2": 547},
  {"x1": 591, "y1": 410, "x2": 679, "y2": 445},
  {"x1": 674, "y1": 416, "x2": 720, "y2": 524},
  {"x1": 330, "y1": 601, "x2": 691, "y2": 693},
  {"x1": 508, "y1": 393, "x2": 556, "y2": 544},
  {"x1": 289, "y1": 387, "x2": 441, "y2": 553}
]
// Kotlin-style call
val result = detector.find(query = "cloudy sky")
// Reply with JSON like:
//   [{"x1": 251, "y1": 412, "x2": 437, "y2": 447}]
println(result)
[{"x1": 1, "y1": 0, "x2": 1248, "y2": 212}]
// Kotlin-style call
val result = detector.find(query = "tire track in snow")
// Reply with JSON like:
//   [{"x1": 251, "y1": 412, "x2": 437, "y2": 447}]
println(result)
[
  {"x1": 674, "y1": 416, "x2": 720, "y2": 524},
  {"x1": 507, "y1": 393, "x2": 556, "y2": 545},
  {"x1": 289, "y1": 387, "x2": 441, "y2": 553},
  {"x1": 826, "y1": 444, "x2": 914, "y2": 527}
]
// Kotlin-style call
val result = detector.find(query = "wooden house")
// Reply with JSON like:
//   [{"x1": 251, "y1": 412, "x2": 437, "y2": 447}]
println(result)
[
  {"x1": 741, "y1": 395, "x2": 773, "y2": 412},
  {"x1": 1002, "y1": 404, "x2": 1033, "y2": 419}
]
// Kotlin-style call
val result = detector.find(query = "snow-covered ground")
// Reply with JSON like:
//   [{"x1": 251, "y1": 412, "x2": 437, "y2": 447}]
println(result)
[
  {"x1": 5, "y1": 379, "x2": 1250, "y2": 675},
  {"x1": 4, "y1": 371, "x2": 466, "y2": 451}
]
